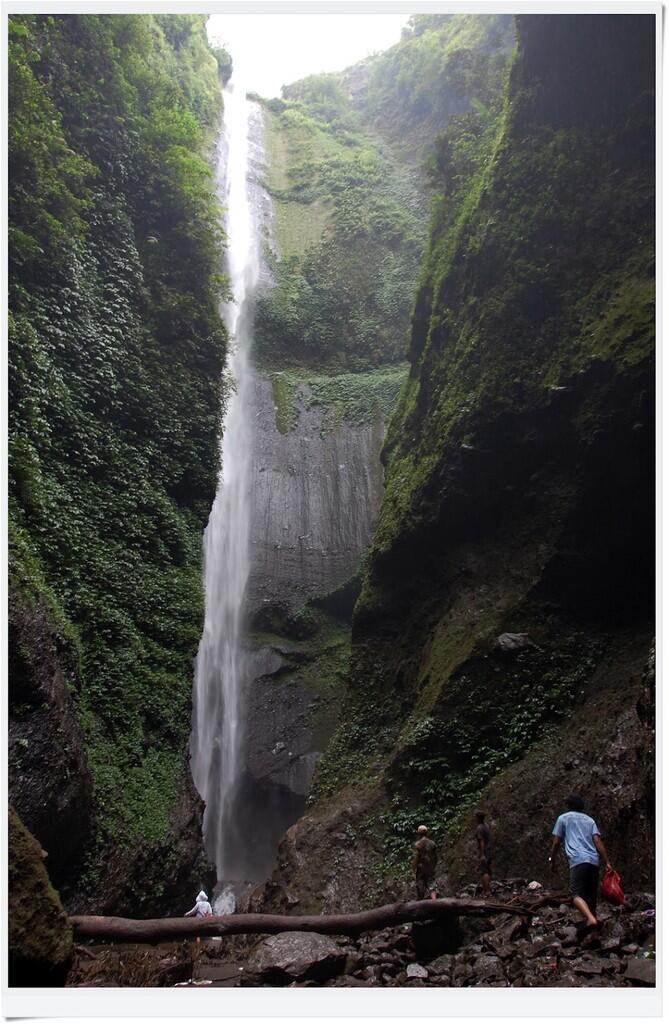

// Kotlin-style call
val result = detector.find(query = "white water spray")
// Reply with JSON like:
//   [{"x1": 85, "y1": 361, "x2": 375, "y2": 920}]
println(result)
[{"x1": 190, "y1": 81, "x2": 259, "y2": 880}]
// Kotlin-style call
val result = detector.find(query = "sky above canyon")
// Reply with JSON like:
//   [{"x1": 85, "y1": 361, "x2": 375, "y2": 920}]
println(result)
[{"x1": 207, "y1": 12, "x2": 408, "y2": 96}]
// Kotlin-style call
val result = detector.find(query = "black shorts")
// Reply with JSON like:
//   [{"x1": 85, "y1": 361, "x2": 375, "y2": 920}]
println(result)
[
  {"x1": 570, "y1": 862, "x2": 599, "y2": 914},
  {"x1": 478, "y1": 858, "x2": 492, "y2": 876},
  {"x1": 416, "y1": 874, "x2": 436, "y2": 899}
]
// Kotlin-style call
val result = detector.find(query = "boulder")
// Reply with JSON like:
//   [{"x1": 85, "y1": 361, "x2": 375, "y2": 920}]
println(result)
[
  {"x1": 624, "y1": 957, "x2": 655, "y2": 986},
  {"x1": 246, "y1": 932, "x2": 346, "y2": 985},
  {"x1": 8, "y1": 808, "x2": 73, "y2": 986},
  {"x1": 470, "y1": 954, "x2": 506, "y2": 984},
  {"x1": 406, "y1": 963, "x2": 429, "y2": 979},
  {"x1": 494, "y1": 633, "x2": 533, "y2": 653},
  {"x1": 428, "y1": 953, "x2": 454, "y2": 975}
]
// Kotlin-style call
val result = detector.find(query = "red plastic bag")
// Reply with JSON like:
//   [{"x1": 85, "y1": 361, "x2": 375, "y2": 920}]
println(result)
[{"x1": 601, "y1": 865, "x2": 626, "y2": 905}]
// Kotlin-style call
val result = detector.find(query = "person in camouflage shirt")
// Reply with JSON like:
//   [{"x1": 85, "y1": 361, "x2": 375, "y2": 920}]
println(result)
[{"x1": 412, "y1": 825, "x2": 438, "y2": 900}]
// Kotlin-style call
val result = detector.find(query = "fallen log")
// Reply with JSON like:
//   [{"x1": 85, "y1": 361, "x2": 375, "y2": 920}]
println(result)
[{"x1": 70, "y1": 897, "x2": 530, "y2": 944}]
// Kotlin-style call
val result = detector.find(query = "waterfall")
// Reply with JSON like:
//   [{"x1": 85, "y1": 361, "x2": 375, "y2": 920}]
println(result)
[{"x1": 190, "y1": 80, "x2": 259, "y2": 883}]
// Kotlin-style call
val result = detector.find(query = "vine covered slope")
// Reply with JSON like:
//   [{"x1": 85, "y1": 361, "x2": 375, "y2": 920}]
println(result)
[{"x1": 8, "y1": 13, "x2": 227, "y2": 913}]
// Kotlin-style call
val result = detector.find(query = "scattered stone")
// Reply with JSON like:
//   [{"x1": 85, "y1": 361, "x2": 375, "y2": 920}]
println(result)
[
  {"x1": 429, "y1": 954, "x2": 455, "y2": 974},
  {"x1": 326, "y1": 976, "x2": 373, "y2": 987},
  {"x1": 527, "y1": 881, "x2": 543, "y2": 891},
  {"x1": 599, "y1": 921, "x2": 625, "y2": 952},
  {"x1": 624, "y1": 957, "x2": 656, "y2": 986},
  {"x1": 573, "y1": 958, "x2": 603, "y2": 976},
  {"x1": 246, "y1": 932, "x2": 346, "y2": 985},
  {"x1": 406, "y1": 963, "x2": 429, "y2": 979},
  {"x1": 557, "y1": 926, "x2": 578, "y2": 947},
  {"x1": 472, "y1": 954, "x2": 505, "y2": 980}
]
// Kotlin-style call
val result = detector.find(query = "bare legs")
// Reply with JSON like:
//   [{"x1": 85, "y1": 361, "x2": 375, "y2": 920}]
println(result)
[{"x1": 573, "y1": 895, "x2": 598, "y2": 927}]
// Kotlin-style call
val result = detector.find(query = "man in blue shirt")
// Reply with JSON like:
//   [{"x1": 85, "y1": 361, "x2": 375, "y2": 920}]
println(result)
[{"x1": 549, "y1": 794, "x2": 613, "y2": 928}]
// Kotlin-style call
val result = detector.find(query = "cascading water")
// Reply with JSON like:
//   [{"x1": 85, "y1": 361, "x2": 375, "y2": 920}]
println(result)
[{"x1": 190, "y1": 79, "x2": 260, "y2": 890}]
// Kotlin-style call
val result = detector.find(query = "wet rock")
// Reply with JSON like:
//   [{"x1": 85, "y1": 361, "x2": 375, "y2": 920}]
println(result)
[
  {"x1": 624, "y1": 957, "x2": 655, "y2": 986},
  {"x1": 362, "y1": 965, "x2": 384, "y2": 983},
  {"x1": 247, "y1": 374, "x2": 384, "y2": 611},
  {"x1": 246, "y1": 932, "x2": 346, "y2": 985}
]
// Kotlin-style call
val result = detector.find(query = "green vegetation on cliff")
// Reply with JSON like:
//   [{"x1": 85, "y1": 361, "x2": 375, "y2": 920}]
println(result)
[
  {"x1": 257, "y1": 89, "x2": 423, "y2": 371},
  {"x1": 8, "y1": 14, "x2": 226, "y2": 865},
  {"x1": 270, "y1": 364, "x2": 407, "y2": 436},
  {"x1": 256, "y1": 12, "x2": 514, "y2": 398},
  {"x1": 354, "y1": 14, "x2": 514, "y2": 165},
  {"x1": 305, "y1": 13, "x2": 655, "y2": 899}
]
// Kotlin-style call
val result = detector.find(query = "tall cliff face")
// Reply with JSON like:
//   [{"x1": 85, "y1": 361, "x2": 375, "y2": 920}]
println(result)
[
  {"x1": 257, "y1": 13, "x2": 655, "y2": 914},
  {"x1": 235, "y1": 17, "x2": 515, "y2": 880},
  {"x1": 8, "y1": 14, "x2": 226, "y2": 914}
]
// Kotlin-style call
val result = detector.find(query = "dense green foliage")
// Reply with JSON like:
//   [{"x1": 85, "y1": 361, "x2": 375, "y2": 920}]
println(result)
[
  {"x1": 255, "y1": 14, "x2": 513, "y2": 373},
  {"x1": 356, "y1": 13, "x2": 514, "y2": 163},
  {"x1": 8, "y1": 14, "x2": 226, "y2": 850},
  {"x1": 256, "y1": 88, "x2": 423, "y2": 371}
]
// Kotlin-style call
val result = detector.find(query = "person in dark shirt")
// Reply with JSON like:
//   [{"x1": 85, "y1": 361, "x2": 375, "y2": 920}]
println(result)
[
  {"x1": 412, "y1": 825, "x2": 438, "y2": 900},
  {"x1": 475, "y1": 810, "x2": 493, "y2": 897}
]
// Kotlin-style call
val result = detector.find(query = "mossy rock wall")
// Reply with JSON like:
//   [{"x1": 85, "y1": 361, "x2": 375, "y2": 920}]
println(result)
[
  {"x1": 8, "y1": 14, "x2": 223, "y2": 914},
  {"x1": 8, "y1": 809, "x2": 73, "y2": 987},
  {"x1": 257, "y1": 13, "x2": 655, "y2": 913}
]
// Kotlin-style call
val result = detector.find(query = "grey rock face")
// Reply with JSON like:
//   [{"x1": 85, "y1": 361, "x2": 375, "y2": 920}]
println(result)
[
  {"x1": 247, "y1": 375, "x2": 384, "y2": 613},
  {"x1": 244, "y1": 665, "x2": 318, "y2": 796},
  {"x1": 247, "y1": 931, "x2": 346, "y2": 984},
  {"x1": 231, "y1": 368, "x2": 387, "y2": 880}
]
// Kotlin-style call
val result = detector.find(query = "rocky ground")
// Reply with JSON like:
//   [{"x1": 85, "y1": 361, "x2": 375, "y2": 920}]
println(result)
[{"x1": 66, "y1": 878, "x2": 655, "y2": 989}]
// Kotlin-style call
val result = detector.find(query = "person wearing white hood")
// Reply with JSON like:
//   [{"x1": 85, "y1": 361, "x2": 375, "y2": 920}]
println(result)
[{"x1": 184, "y1": 890, "x2": 213, "y2": 918}]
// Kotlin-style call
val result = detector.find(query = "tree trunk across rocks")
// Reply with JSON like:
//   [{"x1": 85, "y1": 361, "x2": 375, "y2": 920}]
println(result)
[{"x1": 70, "y1": 896, "x2": 533, "y2": 944}]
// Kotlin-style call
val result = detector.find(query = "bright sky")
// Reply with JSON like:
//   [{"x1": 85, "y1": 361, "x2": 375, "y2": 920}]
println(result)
[{"x1": 207, "y1": 13, "x2": 409, "y2": 97}]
